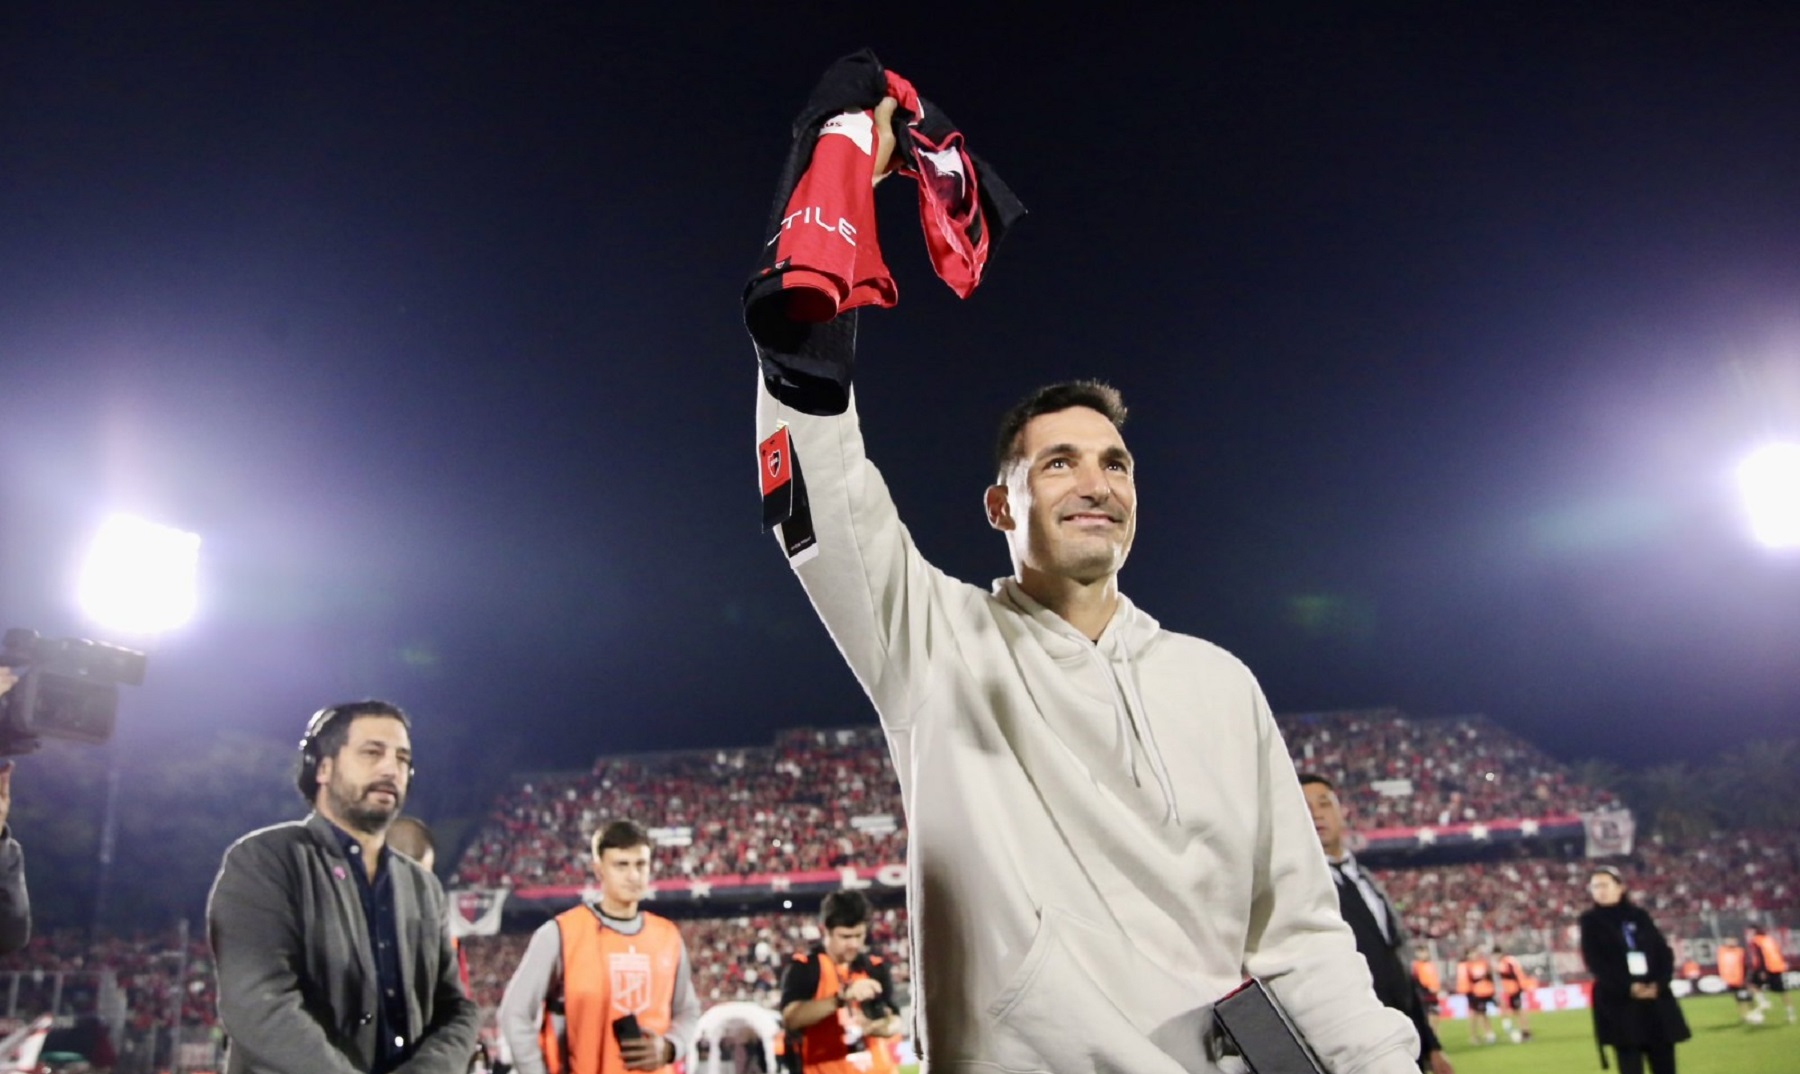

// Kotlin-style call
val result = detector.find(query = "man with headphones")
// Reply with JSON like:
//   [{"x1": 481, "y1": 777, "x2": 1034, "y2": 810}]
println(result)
[{"x1": 207, "y1": 700, "x2": 479, "y2": 1074}]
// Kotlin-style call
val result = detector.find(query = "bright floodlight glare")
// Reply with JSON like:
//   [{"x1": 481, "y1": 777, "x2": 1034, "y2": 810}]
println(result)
[
  {"x1": 1737, "y1": 442, "x2": 1800, "y2": 550},
  {"x1": 77, "y1": 514, "x2": 202, "y2": 635}
]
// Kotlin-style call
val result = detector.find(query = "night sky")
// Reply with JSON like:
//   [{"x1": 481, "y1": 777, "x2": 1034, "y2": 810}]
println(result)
[{"x1": 4, "y1": 4, "x2": 1798, "y2": 803}]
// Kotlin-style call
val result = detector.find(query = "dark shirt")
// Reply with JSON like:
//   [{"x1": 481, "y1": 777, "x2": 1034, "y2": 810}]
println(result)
[
  {"x1": 781, "y1": 946, "x2": 897, "y2": 1065},
  {"x1": 329, "y1": 823, "x2": 411, "y2": 1074}
]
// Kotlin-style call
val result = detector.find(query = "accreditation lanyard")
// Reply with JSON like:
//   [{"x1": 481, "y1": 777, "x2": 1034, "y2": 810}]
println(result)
[{"x1": 1622, "y1": 922, "x2": 1649, "y2": 978}]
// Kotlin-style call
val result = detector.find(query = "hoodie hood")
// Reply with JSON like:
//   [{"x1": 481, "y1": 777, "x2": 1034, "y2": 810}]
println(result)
[{"x1": 992, "y1": 578, "x2": 1180, "y2": 824}]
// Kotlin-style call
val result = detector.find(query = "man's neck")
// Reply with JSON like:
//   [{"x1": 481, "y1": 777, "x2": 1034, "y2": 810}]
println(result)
[
  {"x1": 1323, "y1": 842, "x2": 1347, "y2": 863},
  {"x1": 318, "y1": 805, "x2": 387, "y2": 880},
  {"x1": 1015, "y1": 568, "x2": 1120, "y2": 641},
  {"x1": 598, "y1": 896, "x2": 640, "y2": 920}
]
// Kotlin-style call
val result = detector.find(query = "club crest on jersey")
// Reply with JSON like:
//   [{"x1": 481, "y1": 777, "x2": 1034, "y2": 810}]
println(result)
[{"x1": 610, "y1": 950, "x2": 652, "y2": 1014}]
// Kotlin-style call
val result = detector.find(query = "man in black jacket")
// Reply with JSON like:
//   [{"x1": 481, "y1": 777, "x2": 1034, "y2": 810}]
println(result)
[
  {"x1": 208, "y1": 700, "x2": 478, "y2": 1074},
  {"x1": 1302, "y1": 774, "x2": 1453, "y2": 1074}
]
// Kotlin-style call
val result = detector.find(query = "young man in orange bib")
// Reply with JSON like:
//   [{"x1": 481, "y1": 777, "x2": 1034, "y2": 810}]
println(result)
[
  {"x1": 1717, "y1": 936, "x2": 1755, "y2": 1023},
  {"x1": 1456, "y1": 949, "x2": 1499, "y2": 1045},
  {"x1": 498, "y1": 821, "x2": 699, "y2": 1074},
  {"x1": 781, "y1": 891, "x2": 902, "y2": 1074},
  {"x1": 1413, "y1": 957, "x2": 1445, "y2": 1034},
  {"x1": 1748, "y1": 927, "x2": 1794, "y2": 1024},
  {"x1": 1493, "y1": 946, "x2": 1534, "y2": 1043}
]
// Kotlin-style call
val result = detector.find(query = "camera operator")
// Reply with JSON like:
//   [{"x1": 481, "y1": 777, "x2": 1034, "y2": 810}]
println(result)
[
  {"x1": 0, "y1": 668, "x2": 31, "y2": 955},
  {"x1": 781, "y1": 891, "x2": 901, "y2": 1074}
]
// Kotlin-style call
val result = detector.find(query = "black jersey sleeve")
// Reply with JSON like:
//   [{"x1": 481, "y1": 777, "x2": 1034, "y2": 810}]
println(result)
[{"x1": 780, "y1": 951, "x2": 822, "y2": 1010}]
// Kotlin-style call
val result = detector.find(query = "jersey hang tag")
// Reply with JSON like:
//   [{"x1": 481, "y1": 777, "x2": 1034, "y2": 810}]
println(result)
[{"x1": 758, "y1": 424, "x2": 818, "y2": 566}]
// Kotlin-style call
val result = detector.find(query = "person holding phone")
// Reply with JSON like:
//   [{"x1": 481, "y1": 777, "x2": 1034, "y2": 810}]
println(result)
[
  {"x1": 497, "y1": 820, "x2": 699, "y2": 1074},
  {"x1": 1578, "y1": 866, "x2": 1689, "y2": 1074}
]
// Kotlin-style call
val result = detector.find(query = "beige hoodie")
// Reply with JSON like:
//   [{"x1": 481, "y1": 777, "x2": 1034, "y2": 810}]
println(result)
[{"x1": 760, "y1": 383, "x2": 1419, "y2": 1074}]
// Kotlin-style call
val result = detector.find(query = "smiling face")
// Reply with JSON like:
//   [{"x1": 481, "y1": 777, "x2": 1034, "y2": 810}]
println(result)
[
  {"x1": 987, "y1": 405, "x2": 1137, "y2": 587},
  {"x1": 316, "y1": 715, "x2": 411, "y2": 835}
]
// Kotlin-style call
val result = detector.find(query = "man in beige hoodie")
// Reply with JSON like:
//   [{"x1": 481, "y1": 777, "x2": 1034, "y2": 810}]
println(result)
[{"x1": 757, "y1": 108, "x2": 1418, "y2": 1070}]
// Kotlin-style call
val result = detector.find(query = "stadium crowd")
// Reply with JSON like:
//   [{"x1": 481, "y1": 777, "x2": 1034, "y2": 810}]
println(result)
[
  {"x1": 454, "y1": 727, "x2": 907, "y2": 889},
  {"x1": 0, "y1": 926, "x2": 218, "y2": 1029},
  {"x1": 1350, "y1": 833, "x2": 1800, "y2": 956},
  {"x1": 1283, "y1": 710, "x2": 1622, "y2": 828},
  {"x1": 455, "y1": 712, "x2": 1625, "y2": 891}
]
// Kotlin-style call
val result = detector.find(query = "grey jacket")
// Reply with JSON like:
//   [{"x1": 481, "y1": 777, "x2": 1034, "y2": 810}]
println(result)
[{"x1": 207, "y1": 813, "x2": 480, "y2": 1074}]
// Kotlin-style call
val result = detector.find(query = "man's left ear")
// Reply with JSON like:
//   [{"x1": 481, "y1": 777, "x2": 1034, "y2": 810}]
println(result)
[{"x1": 984, "y1": 485, "x2": 1014, "y2": 532}]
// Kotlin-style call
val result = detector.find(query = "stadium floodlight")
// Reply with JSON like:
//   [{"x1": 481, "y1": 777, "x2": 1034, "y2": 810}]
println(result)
[
  {"x1": 76, "y1": 514, "x2": 202, "y2": 635},
  {"x1": 1736, "y1": 442, "x2": 1800, "y2": 550}
]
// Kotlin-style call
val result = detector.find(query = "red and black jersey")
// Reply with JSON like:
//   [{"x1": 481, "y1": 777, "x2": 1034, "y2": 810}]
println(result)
[{"x1": 745, "y1": 48, "x2": 1026, "y2": 416}]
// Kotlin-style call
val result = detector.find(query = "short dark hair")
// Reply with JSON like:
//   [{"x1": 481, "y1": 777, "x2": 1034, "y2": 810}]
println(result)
[
  {"x1": 1297, "y1": 773, "x2": 1334, "y2": 791},
  {"x1": 993, "y1": 380, "x2": 1128, "y2": 481},
  {"x1": 591, "y1": 820, "x2": 651, "y2": 860},
  {"x1": 386, "y1": 815, "x2": 436, "y2": 861},
  {"x1": 821, "y1": 889, "x2": 872, "y2": 931},
  {"x1": 1590, "y1": 864, "x2": 1627, "y2": 890},
  {"x1": 296, "y1": 700, "x2": 411, "y2": 804}
]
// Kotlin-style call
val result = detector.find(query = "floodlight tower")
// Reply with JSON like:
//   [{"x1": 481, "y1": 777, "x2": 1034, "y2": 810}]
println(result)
[
  {"x1": 77, "y1": 513, "x2": 201, "y2": 636},
  {"x1": 1736, "y1": 442, "x2": 1800, "y2": 550},
  {"x1": 73, "y1": 513, "x2": 200, "y2": 939}
]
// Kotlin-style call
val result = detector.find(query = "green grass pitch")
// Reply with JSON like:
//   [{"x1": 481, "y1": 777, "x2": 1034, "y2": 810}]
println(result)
[
  {"x1": 1432, "y1": 994, "x2": 1793, "y2": 1074},
  {"x1": 894, "y1": 995, "x2": 1796, "y2": 1073}
]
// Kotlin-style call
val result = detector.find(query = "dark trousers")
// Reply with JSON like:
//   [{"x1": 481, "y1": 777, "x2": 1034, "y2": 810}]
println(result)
[{"x1": 1614, "y1": 1043, "x2": 1676, "y2": 1074}]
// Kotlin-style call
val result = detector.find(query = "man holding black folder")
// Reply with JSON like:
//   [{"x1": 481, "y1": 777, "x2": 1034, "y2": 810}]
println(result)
[
  {"x1": 1301, "y1": 775, "x2": 1453, "y2": 1074},
  {"x1": 497, "y1": 820, "x2": 699, "y2": 1074},
  {"x1": 753, "y1": 87, "x2": 1420, "y2": 1072}
]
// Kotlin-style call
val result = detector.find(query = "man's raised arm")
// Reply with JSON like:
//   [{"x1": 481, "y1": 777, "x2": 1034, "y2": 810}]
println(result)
[{"x1": 1240, "y1": 692, "x2": 1421, "y2": 1074}]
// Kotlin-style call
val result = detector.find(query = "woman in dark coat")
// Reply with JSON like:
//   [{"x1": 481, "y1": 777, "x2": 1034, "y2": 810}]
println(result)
[{"x1": 1578, "y1": 865, "x2": 1691, "y2": 1074}]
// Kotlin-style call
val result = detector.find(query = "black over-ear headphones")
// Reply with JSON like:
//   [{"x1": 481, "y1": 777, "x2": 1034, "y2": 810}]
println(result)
[{"x1": 295, "y1": 700, "x2": 415, "y2": 801}]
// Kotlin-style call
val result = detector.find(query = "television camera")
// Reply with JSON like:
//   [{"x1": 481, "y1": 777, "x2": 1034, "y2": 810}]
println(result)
[{"x1": 0, "y1": 629, "x2": 146, "y2": 756}]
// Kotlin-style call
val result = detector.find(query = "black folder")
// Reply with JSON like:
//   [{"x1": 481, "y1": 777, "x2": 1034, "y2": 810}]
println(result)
[{"x1": 1212, "y1": 978, "x2": 1328, "y2": 1074}]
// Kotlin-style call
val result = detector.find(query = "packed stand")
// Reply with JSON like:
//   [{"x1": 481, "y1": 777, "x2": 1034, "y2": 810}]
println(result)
[
  {"x1": 457, "y1": 713, "x2": 1620, "y2": 890},
  {"x1": 0, "y1": 927, "x2": 218, "y2": 1030},
  {"x1": 455, "y1": 727, "x2": 907, "y2": 889},
  {"x1": 1371, "y1": 832, "x2": 1800, "y2": 955},
  {"x1": 1284, "y1": 709, "x2": 1622, "y2": 829}
]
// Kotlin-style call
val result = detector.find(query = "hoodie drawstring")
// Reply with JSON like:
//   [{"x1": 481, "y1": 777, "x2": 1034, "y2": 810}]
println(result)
[{"x1": 1082, "y1": 614, "x2": 1180, "y2": 826}]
